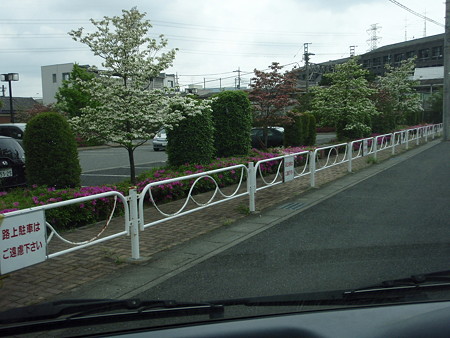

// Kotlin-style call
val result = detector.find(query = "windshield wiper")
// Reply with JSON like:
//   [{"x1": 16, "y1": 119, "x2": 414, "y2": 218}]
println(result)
[
  {"x1": 210, "y1": 270, "x2": 450, "y2": 308},
  {"x1": 0, "y1": 298, "x2": 224, "y2": 336},
  {"x1": 344, "y1": 270, "x2": 450, "y2": 297},
  {"x1": 2, "y1": 271, "x2": 449, "y2": 336}
]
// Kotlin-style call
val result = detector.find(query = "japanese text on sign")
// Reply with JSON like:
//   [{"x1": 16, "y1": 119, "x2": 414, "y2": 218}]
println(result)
[
  {"x1": 0, "y1": 210, "x2": 47, "y2": 275},
  {"x1": 284, "y1": 156, "x2": 295, "y2": 182}
]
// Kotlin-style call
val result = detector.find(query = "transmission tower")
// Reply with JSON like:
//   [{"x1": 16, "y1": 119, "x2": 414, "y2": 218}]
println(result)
[{"x1": 367, "y1": 23, "x2": 382, "y2": 51}]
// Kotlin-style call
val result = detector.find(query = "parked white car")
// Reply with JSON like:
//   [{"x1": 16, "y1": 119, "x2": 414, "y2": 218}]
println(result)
[{"x1": 152, "y1": 128, "x2": 167, "y2": 151}]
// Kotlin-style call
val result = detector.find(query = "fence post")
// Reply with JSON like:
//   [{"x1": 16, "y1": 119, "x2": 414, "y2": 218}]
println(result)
[
  {"x1": 347, "y1": 142, "x2": 353, "y2": 173},
  {"x1": 247, "y1": 162, "x2": 256, "y2": 213},
  {"x1": 129, "y1": 188, "x2": 140, "y2": 260},
  {"x1": 310, "y1": 150, "x2": 316, "y2": 187},
  {"x1": 373, "y1": 136, "x2": 378, "y2": 161},
  {"x1": 391, "y1": 133, "x2": 396, "y2": 155},
  {"x1": 416, "y1": 128, "x2": 420, "y2": 146},
  {"x1": 405, "y1": 130, "x2": 410, "y2": 150}
]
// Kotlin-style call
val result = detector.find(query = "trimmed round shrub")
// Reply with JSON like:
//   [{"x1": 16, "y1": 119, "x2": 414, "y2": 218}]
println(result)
[
  {"x1": 167, "y1": 105, "x2": 215, "y2": 167},
  {"x1": 211, "y1": 91, "x2": 252, "y2": 157},
  {"x1": 23, "y1": 112, "x2": 81, "y2": 188}
]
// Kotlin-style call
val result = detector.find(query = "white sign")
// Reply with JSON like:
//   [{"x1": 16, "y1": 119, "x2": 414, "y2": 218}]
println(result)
[
  {"x1": 283, "y1": 155, "x2": 295, "y2": 182},
  {"x1": 0, "y1": 210, "x2": 47, "y2": 274}
]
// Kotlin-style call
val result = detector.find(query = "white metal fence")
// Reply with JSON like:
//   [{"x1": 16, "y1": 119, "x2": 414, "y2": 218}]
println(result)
[{"x1": 0, "y1": 124, "x2": 443, "y2": 272}]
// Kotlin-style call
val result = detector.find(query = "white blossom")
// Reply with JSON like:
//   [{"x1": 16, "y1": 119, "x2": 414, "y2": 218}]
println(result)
[{"x1": 68, "y1": 7, "x2": 212, "y2": 183}]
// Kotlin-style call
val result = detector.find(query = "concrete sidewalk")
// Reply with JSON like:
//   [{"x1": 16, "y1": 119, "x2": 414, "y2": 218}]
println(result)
[{"x1": 0, "y1": 138, "x2": 443, "y2": 311}]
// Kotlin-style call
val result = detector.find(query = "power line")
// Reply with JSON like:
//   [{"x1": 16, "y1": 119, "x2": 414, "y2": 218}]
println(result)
[
  {"x1": 178, "y1": 71, "x2": 236, "y2": 77},
  {"x1": 388, "y1": 0, "x2": 444, "y2": 28}
]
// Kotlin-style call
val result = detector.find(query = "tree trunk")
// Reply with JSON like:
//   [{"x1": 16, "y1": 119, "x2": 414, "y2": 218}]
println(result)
[
  {"x1": 127, "y1": 146, "x2": 136, "y2": 185},
  {"x1": 263, "y1": 126, "x2": 269, "y2": 148}
]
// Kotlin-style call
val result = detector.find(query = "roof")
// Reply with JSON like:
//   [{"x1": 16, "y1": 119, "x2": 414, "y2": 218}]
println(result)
[
  {"x1": 365, "y1": 33, "x2": 444, "y2": 55},
  {"x1": 0, "y1": 97, "x2": 39, "y2": 113}
]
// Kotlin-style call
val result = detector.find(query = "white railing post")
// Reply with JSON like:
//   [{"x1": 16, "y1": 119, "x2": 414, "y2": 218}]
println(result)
[
  {"x1": 391, "y1": 133, "x2": 396, "y2": 155},
  {"x1": 347, "y1": 142, "x2": 353, "y2": 173},
  {"x1": 416, "y1": 128, "x2": 420, "y2": 146},
  {"x1": 247, "y1": 162, "x2": 256, "y2": 213},
  {"x1": 373, "y1": 136, "x2": 378, "y2": 161},
  {"x1": 405, "y1": 130, "x2": 410, "y2": 150},
  {"x1": 310, "y1": 150, "x2": 316, "y2": 187},
  {"x1": 128, "y1": 188, "x2": 140, "y2": 260}
]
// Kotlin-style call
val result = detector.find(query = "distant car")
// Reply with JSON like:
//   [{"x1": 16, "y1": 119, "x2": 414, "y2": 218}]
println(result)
[
  {"x1": 0, "y1": 123, "x2": 26, "y2": 147},
  {"x1": 153, "y1": 128, "x2": 167, "y2": 151},
  {"x1": 0, "y1": 136, "x2": 26, "y2": 190},
  {"x1": 251, "y1": 127, "x2": 284, "y2": 149}
]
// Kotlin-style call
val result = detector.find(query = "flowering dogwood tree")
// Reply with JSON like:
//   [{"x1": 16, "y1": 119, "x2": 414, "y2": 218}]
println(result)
[
  {"x1": 373, "y1": 58, "x2": 422, "y2": 131},
  {"x1": 311, "y1": 58, "x2": 378, "y2": 140},
  {"x1": 69, "y1": 8, "x2": 209, "y2": 183},
  {"x1": 249, "y1": 62, "x2": 297, "y2": 148}
]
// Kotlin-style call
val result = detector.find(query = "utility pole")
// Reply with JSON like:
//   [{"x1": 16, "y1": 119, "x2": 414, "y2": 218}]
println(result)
[
  {"x1": 233, "y1": 67, "x2": 241, "y2": 89},
  {"x1": 444, "y1": 0, "x2": 450, "y2": 141},
  {"x1": 304, "y1": 43, "x2": 314, "y2": 93}
]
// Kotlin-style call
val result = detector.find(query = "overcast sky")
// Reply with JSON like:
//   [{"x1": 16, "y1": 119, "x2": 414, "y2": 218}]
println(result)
[{"x1": 0, "y1": 0, "x2": 445, "y2": 98}]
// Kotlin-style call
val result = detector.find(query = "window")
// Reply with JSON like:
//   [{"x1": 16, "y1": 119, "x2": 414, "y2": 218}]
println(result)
[
  {"x1": 52, "y1": 74, "x2": 57, "y2": 83},
  {"x1": 406, "y1": 51, "x2": 416, "y2": 59},
  {"x1": 383, "y1": 55, "x2": 391, "y2": 65},
  {"x1": 394, "y1": 53, "x2": 404, "y2": 64},
  {"x1": 62, "y1": 72, "x2": 70, "y2": 81},
  {"x1": 418, "y1": 48, "x2": 430, "y2": 60},
  {"x1": 432, "y1": 46, "x2": 443, "y2": 59},
  {"x1": 372, "y1": 57, "x2": 381, "y2": 67}
]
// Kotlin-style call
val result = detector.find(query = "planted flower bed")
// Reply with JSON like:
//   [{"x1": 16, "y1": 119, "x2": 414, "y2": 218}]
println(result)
[{"x1": 0, "y1": 147, "x2": 310, "y2": 231}]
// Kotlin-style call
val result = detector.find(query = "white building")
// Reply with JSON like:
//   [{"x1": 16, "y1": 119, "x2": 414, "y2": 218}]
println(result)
[
  {"x1": 41, "y1": 63, "x2": 178, "y2": 105},
  {"x1": 41, "y1": 63, "x2": 74, "y2": 105}
]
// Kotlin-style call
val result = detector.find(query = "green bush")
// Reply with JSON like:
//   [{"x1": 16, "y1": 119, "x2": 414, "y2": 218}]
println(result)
[
  {"x1": 371, "y1": 112, "x2": 397, "y2": 134},
  {"x1": 304, "y1": 113, "x2": 317, "y2": 146},
  {"x1": 167, "y1": 104, "x2": 215, "y2": 166},
  {"x1": 284, "y1": 111, "x2": 304, "y2": 147},
  {"x1": 284, "y1": 111, "x2": 316, "y2": 147},
  {"x1": 404, "y1": 109, "x2": 421, "y2": 126},
  {"x1": 23, "y1": 112, "x2": 81, "y2": 188},
  {"x1": 211, "y1": 91, "x2": 252, "y2": 157}
]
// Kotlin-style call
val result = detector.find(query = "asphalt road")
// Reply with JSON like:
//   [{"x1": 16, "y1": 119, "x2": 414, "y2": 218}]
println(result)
[
  {"x1": 78, "y1": 141, "x2": 167, "y2": 186},
  {"x1": 78, "y1": 134, "x2": 337, "y2": 186},
  {"x1": 135, "y1": 141, "x2": 450, "y2": 302}
]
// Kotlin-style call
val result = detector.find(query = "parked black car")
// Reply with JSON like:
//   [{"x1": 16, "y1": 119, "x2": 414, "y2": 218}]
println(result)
[
  {"x1": 251, "y1": 127, "x2": 284, "y2": 149},
  {"x1": 0, "y1": 136, "x2": 26, "y2": 190},
  {"x1": 0, "y1": 123, "x2": 26, "y2": 147}
]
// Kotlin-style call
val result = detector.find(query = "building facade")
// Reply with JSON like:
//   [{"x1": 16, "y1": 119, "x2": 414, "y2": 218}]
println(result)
[
  {"x1": 41, "y1": 63, "x2": 178, "y2": 105},
  {"x1": 41, "y1": 63, "x2": 75, "y2": 105},
  {"x1": 295, "y1": 33, "x2": 444, "y2": 91}
]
